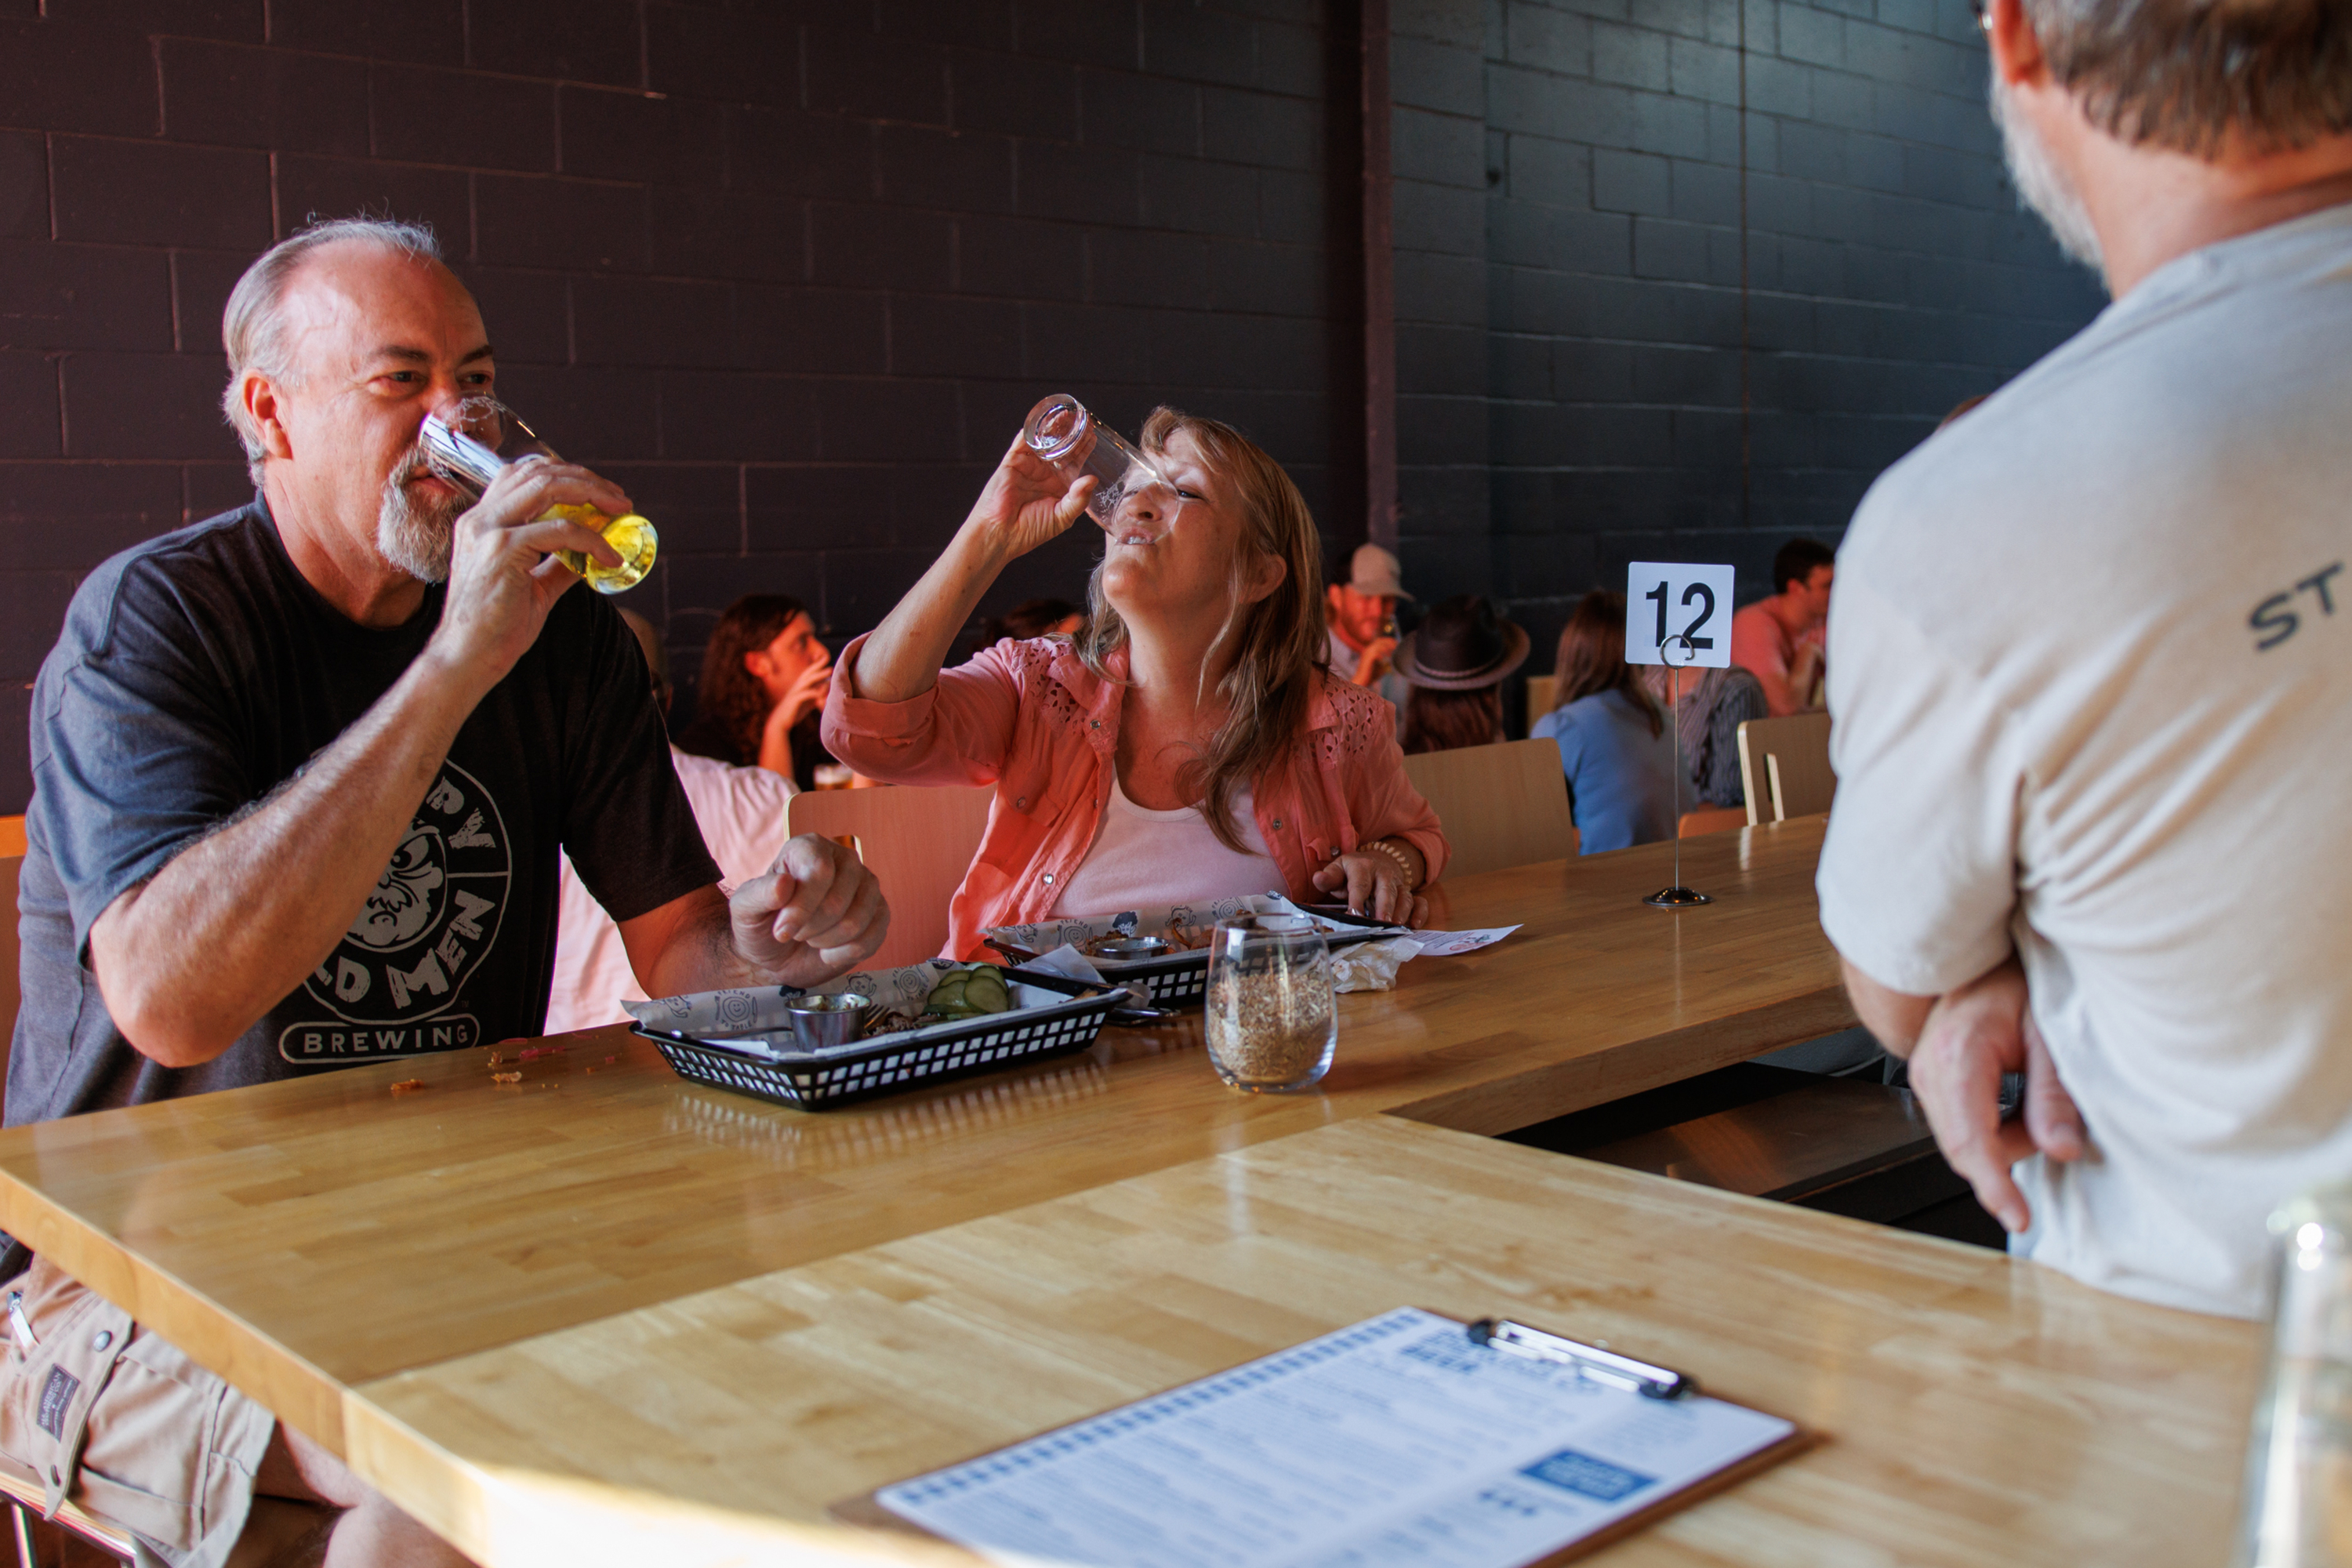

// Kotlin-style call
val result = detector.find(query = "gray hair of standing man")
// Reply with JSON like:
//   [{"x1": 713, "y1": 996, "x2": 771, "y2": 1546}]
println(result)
[
  {"x1": 219, "y1": 216, "x2": 445, "y2": 484},
  {"x1": 2019, "y1": 0, "x2": 2352, "y2": 155}
]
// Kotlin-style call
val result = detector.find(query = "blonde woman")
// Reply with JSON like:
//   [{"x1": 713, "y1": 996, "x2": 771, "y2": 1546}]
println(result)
[{"x1": 822, "y1": 408, "x2": 1447, "y2": 959}]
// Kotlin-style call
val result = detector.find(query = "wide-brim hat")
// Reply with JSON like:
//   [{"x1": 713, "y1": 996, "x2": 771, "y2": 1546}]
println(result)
[{"x1": 1391, "y1": 594, "x2": 1530, "y2": 691}]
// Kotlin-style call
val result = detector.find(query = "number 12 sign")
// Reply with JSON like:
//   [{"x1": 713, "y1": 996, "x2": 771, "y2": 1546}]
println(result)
[{"x1": 1627, "y1": 561, "x2": 1736, "y2": 668}]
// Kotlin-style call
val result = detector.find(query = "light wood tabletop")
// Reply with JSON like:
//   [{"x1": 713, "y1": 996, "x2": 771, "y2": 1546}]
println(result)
[
  {"x1": 0, "y1": 820, "x2": 1854, "y2": 1457},
  {"x1": 346, "y1": 1117, "x2": 2260, "y2": 1568}
]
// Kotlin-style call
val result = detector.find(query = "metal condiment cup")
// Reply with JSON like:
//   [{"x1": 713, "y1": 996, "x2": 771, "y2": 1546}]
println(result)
[
  {"x1": 782, "y1": 992, "x2": 870, "y2": 1051},
  {"x1": 1094, "y1": 935, "x2": 1171, "y2": 960}
]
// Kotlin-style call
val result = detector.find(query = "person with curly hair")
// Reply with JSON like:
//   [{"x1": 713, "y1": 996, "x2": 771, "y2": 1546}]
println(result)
[{"x1": 673, "y1": 593, "x2": 833, "y2": 786}]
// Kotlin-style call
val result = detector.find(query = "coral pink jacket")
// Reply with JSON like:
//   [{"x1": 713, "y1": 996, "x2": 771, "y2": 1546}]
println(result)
[{"x1": 822, "y1": 635, "x2": 1450, "y2": 960}]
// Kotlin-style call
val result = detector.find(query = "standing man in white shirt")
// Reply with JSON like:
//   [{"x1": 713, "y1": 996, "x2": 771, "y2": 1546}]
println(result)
[
  {"x1": 547, "y1": 609, "x2": 799, "y2": 1031},
  {"x1": 1818, "y1": 0, "x2": 2352, "y2": 1317}
]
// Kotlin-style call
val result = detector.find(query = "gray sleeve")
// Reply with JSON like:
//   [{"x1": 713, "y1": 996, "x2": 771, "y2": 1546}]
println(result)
[{"x1": 28, "y1": 574, "x2": 253, "y2": 963}]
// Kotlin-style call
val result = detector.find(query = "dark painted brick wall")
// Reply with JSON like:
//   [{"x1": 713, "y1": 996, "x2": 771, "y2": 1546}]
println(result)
[
  {"x1": 0, "y1": 0, "x2": 1348, "y2": 810},
  {"x1": 1388, "y1": 0, "x2": 2104, "y2": 699},
  {"x1": 0, "y1": 0, "x2": 2100, "y2": 810}
]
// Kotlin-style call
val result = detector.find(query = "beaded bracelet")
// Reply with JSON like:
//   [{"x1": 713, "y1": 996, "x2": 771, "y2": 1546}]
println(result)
[{"x1": 1367, "y1": 838, "x2": 1419, "y2": 891}]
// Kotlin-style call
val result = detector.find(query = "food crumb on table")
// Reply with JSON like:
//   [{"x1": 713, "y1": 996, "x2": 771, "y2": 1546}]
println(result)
[
  {"x1": 492, "y1": 1071, "x2": 521, "y2": 1084},
  {"x1": 390, "y1": 1080, "x2": 426, "y2": 1096}
]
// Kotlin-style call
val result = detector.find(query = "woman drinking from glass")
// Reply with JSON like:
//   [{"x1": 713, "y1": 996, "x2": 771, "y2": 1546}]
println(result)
[{"x1": 823, "y1": 407, "x2": 1447, "y2": 960}]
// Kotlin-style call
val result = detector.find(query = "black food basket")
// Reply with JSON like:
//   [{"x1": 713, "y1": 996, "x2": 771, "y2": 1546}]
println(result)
[
  {"x1": 986, "y1": 906, "x2": 1406, "y2": 1012},
  {"x1": 633, "y1": 971, "x2": 1121, "y2": 1111}
]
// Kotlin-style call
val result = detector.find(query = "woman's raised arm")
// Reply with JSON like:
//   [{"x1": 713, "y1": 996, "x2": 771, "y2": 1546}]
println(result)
[{"x1": 851, "y1": 432, "x2": 1095, "y2": 704}]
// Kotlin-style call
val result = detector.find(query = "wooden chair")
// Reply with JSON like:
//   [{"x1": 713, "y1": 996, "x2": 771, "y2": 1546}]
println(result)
[
  {"x1": 1737, "y1": 713, "x2": 1835, "y2": 826},
  {"x1": 1401, "y1": 739, "x2": 1578, "y2": 880},
  {"x1": 1523, "y1": 674, "x2": 1556, "y2": 735},
  {"x1": 1678, "y1": 805, "x2": 1748, "y2": 837},
  {"x1": 786, "y1": 785, "x2": 993, "y2": 967}
]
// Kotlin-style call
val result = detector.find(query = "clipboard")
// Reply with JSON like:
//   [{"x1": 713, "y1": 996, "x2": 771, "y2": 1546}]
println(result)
[{"x1": 831, "y1": 1307, "x2": 1815, "y2": 1567}]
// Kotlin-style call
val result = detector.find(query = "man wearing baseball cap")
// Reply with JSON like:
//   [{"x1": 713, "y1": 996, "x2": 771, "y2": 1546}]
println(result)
[{"x1": 1325, "y1": 543, "x2": 1412, "y2": 724}]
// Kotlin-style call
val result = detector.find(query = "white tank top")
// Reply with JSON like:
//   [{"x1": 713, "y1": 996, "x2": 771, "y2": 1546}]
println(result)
[{"x1": 1048, "y1": 778, "x2": 1283, "y2": 918}]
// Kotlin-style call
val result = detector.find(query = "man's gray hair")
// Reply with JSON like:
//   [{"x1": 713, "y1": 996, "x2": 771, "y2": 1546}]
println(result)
[
  {"x1": 2022, "y1": 0, "x2": 2352, "y2": 157},
  {"x1": 220, "y1": 217, "x2": 445, "y2": 485}
]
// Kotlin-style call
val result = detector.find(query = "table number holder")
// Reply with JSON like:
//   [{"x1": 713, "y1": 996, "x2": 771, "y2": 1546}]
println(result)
[{"x1": 1645, "y1": 632, "x2": 1712, "y2": 909}]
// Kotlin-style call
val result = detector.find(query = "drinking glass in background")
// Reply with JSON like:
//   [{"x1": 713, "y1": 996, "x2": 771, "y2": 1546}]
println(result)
[
  {"x1": 2236, "y1": 1184, "x2": 2352, "y2": 1566},
  {"x1": 417, "y1": 397, "x2": 659, "y2": 593},
  {"x1": 1203, "y1": 915, "x2": 1337, "y2": 1093},
  {"x1": 1021, "y1": 394, "x2": 1184, "y2": 540}
]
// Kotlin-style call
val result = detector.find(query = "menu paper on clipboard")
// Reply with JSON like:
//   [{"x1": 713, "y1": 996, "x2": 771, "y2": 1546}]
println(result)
[{"x1": 844, "y1": 1307, "x2": 1804, "y2": 1568}]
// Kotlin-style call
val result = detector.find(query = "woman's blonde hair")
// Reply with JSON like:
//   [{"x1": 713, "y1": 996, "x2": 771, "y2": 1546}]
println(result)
[{"x1": 1074, "y1": 407, "x2": 1326, "y2": 854}]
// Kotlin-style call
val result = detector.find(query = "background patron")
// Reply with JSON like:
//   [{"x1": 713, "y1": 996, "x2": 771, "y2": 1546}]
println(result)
[
  {"x1": 1644, "y1": 662, "x2": 1769, "y2": 811},
  {"x1": 1732, "y1": 539, "x2": 1835, "y2": 716},
  {"x1": 1534, "y1": 591, "x2": 1690, "y2": 854},
  {"x1": 1324, "y1": 543, "x2": 1413, "y2": 722},
  {"x1": 1392, "y1": 594, "x2": 1528, "y2": 754},
  {"x1": 673, "y1": 593, "x2": 835, "y2": 789}
]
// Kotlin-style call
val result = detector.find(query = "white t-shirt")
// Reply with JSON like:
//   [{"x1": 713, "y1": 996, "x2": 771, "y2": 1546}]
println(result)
[
  {"x1": 1817, "y1": 202, "x2": 2352, "y2": 1318},
  {"x1": 1048, "y1": 779, "x2": 1283, "y2": 918},
  {"x1": 544, "y1": 747, "x2": 797, "y2": 1033}
]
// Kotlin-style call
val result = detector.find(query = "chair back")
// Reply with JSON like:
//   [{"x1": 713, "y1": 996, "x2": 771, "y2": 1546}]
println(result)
[
  {"x1": 0, "y1": 815, "x2": 22, "y2": 1105},
  {"x1": 1736, "y1": 713, "x2": 1835, "y2": 825},
  {"x1": 786, "y1": 785, "x2": 994, "y2": 967},
  {"x1": 1400, "y1": 739, "x2": 1578, "y2": 880},
  {"x1": 1524, "y1": 674, "x2": 1556, "y2": 734},
  {"x1": 1677, "y1": 805, "x2": 1748, "y2": 837}
]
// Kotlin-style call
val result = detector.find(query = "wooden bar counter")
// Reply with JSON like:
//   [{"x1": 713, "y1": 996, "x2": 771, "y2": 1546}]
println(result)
[
  {"x1": 0, "y1": 817, "x2": 2258, "y2": 1563},
  {"x1": 350, "y1": 1118, "x2": 2260, "y2": 1568}
]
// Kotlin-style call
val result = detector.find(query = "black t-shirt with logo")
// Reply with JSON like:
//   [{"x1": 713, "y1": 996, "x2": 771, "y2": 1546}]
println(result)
[{"x1": 7, "y1": 499, "x2": 720, "y2": 1125}]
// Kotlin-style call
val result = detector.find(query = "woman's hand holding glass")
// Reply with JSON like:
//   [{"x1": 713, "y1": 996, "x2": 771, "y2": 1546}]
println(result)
[
  {"x1": 964, "y1": 432, "x2": 1099, "y2": 564},
  {"x1": 1312, "y1": 841, "x2": 1428, "y2": 927}
]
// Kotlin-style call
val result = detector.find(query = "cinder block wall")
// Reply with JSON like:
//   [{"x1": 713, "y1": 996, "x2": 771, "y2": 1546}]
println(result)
[
  {"x1": 1389, "y1": 0, "x2": 2104, "y2": 676},
  {"x1": 0, "y1": 0, "x2": 2097, "y2": 809},
  {"x1": 0, "y1": 0, "x2": 1348, "y2": 807}
]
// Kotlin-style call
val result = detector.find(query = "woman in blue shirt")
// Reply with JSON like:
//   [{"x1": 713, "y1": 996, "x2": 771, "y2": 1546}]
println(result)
[{"x1": 1532, "y1": 591, "x2": 1690, "y2": 853}]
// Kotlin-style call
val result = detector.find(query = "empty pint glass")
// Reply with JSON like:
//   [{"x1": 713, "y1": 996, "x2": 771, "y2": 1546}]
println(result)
[
  {"x1": 1022, "y1": 394, "x2": 1182, "y2": 542},
  {"x1": 2236, "y1": 1184, "x2": 2352, "y2": 1566},
  {"x1": 416, "y1": 398, "x2": 658, "y2": 593}
]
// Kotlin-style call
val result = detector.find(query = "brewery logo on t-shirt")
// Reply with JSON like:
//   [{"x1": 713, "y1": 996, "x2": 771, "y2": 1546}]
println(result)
[{"x1": 278, "y1": 761, "x2": 511, "y2": 1062}]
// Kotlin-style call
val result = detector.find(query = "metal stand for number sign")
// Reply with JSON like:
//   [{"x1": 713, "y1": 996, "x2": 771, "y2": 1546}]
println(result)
[{"x1": 1644, "y1": 633, "x2": 1711, "y2": 909}]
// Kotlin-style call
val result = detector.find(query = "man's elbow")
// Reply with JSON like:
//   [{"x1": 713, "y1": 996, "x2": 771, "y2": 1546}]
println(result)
[
  {"x1": 88, "y1": 949, "x2": 234, "y2": 1070},
  {"x1": 1837, "y1": 953, "x2": 1935, "y2": 1058}
]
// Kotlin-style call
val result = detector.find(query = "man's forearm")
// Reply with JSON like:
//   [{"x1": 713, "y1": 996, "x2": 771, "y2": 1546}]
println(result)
[{"x1": 90, "y1": 648, "x2": 495, "y2": 1067}]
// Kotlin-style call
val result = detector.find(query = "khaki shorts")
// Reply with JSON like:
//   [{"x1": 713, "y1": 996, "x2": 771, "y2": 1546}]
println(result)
[{"x1": 0, "y1": 1258, "x2": 286, "y2": 1568}]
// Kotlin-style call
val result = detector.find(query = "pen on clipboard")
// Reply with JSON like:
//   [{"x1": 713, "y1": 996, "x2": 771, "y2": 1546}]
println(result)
[{"x1": 1466, "y1": 1317, "x2": 1695, "y2": 1399}]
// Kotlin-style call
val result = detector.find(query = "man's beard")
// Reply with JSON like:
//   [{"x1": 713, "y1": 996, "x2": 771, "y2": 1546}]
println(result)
[
  {"x1": 377, "y1": 448, "x2": 465, "y2": 583},
  {"x1": 1989, "y1": 74, "x2": 2105, "y2": 274}
]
